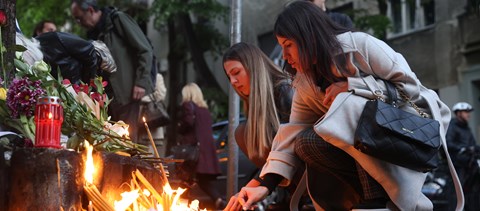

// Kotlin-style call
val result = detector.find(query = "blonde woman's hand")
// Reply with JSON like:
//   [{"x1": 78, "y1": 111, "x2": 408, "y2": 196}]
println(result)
[
  {"x1": 237, "y1": 186, "x2": 268, "y2": 210},
  {"x1": 224, "y1": 193, "x2": 242, "y2": 211},
  {"x1": 323, "y1": 81, "x2": 348, "y2": 107},
  {"x1": 224, "y1": 178, "x2": 263, "y2": 210}
]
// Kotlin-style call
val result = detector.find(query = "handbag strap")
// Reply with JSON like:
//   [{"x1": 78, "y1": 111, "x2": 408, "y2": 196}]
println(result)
[
  {"x1": 379, "y1": 80, "x2": 431, "y2": 119},
  {"x1": 148, "y1": 91, "x2": 158, "y2": 103},
  {"x1": 393, "y1": 84, "x2": 430, "y2": 118},
  {"x1": 383, "y1": 80, "x2": 397, "y2": 105}
]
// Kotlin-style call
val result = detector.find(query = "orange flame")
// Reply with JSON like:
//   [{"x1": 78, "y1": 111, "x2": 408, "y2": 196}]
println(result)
[
  {"x1": 114, "y1": 189, "x2": 140, "y2": 210},
  {"x1": 83, "y1": 140, "x2": 206, "y2": 210},
  {"x1": 84, "y1": 141, "x2": 94, "y2": 184}
]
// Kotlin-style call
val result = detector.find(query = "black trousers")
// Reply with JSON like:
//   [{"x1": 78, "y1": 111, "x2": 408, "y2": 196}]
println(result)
[
  {"x1": 196, "y1": 173, "x2": 222, "y2": 202},
  {"x1": 108, "y1": 100, "x2": 141, "y2": 142},
  {"x1": 294, "y1": 128, "x2": 387, "y2": 210}
]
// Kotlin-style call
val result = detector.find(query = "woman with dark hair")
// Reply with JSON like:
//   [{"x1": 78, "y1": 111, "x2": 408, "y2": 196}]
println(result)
[
  {"x1": 222, "y1": 42, "x2": 294, "y2": 210},
  {"x1": 32, "y1": 20, "x2": 57, "y2": 37},
  {"x1": 232, "y1": 1, "x2": 460, "y2": 211}
]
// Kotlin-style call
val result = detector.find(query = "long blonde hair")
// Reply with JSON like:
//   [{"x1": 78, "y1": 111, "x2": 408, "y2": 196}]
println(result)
[
  {"x1": 181, "y1": 83, "x2": 208, "y2": 108},
  {"x1": 223, "y1": 42, "x2": 288, "y2": 160}
]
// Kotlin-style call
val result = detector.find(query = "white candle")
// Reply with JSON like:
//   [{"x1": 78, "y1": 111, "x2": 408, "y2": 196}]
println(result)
[
  {"x1": 143, "y1": 117, "x2": 169, "y2": 183},
  {"x1": 88, "y1": 201, "x2": 93, "y2": 211},
  {"x1": 142, "y1": 117, "x2": 160, "y2": 158}
]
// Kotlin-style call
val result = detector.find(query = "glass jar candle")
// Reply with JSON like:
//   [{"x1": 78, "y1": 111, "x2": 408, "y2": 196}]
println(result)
[{"x1": 34, "y1": 96, "x2": 63, "y2": 148}]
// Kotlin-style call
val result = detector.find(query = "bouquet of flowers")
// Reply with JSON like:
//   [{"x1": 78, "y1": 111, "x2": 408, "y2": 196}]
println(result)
[{"x1": 0, "y1": 39, "x2": 148, "y2": 154}]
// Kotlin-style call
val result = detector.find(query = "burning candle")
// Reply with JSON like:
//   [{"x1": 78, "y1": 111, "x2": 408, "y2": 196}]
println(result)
[
  {"x1": 142, "y1": 117, "x2": 169, "y2": 183},
  {"x1": 142, "y1": 116, "x2": 160, "y2": 158},
  {"x1": 34, "y1": 96, "x2": 63, "y2": 148},
  {"x1": 87, "y1": 201, "x2": 93, "y2": 211}
]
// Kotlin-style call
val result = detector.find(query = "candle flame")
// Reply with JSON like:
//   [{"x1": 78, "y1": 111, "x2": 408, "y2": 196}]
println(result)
[
  {"x1": 142, "y1": 116, "x2": 146, "y2": 123},
  {"x1": 143, "y1": 189, "x2": 151, "y2": 197},
  {"x1": 82, "y1": 140, "x2": 207, "y2": 210},
  {"x1": 113, "y1": 180, "x2": 207, "y2": 211},
  {"x1": 48, "y1": 112, "x2": 53, "y2": 119},
  {"x1": 84, "y1": 141, "x2": 94, "y2": 184},
  {"x1": 114, "y1": 189, "x2": 140, "y2": 210}
]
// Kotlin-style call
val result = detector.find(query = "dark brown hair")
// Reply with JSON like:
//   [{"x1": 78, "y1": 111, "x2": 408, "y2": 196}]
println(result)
[
  {"x1": 32, "y1": 20, "x2": 55, "y2": 37},
  {"x1": 274, "y1": 1, "x2": 350, "y2": 89}
]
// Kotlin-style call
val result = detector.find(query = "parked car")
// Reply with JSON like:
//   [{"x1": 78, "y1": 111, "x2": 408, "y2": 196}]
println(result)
[{"x1": 210, "y1": 117, "x2": 258, "y2": 196}]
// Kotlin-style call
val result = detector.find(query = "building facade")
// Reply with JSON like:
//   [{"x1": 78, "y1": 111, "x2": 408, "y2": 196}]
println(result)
[{"x1": 147, "y1": 0, "x2": 480, "y2": 139}]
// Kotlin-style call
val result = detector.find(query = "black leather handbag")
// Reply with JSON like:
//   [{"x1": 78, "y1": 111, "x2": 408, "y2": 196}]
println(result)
[
  {"x1": 354, "y1": 80, "x2": 441, "y2": 172},
  {"x1": 141, "y1": 95, "x2": 170, "y2": 128},
  {"x1": 171, "y1": 144, "x2": 200, "y2": 165}
]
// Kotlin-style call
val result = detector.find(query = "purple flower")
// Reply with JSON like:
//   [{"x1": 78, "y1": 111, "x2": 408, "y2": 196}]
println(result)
[{"x1": 6, "y1": 77, "x2": 46, "y2": 118}]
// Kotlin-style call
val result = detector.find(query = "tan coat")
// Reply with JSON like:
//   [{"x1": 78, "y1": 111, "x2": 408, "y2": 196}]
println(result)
[{"x1": 260, "y1": 32, "x2": 463, "y2": 210}]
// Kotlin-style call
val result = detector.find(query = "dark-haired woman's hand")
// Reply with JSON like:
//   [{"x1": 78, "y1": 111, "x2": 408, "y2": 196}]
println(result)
[{"x1": 323, "y1": 81, "x2": 348, "y2": 107}]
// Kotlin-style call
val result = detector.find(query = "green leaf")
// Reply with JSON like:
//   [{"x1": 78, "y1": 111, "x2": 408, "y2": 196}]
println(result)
[
  {"x1": 67, "y1": 135, "x2": 82, "y2": 149},
  {"x1": 12, "y1": 45, "x2": 28, "y2": 52},
  {"x1": 14, "y1": 58, "x2": 30, "y2": 73},
  {"x1": 93, "y1": 78, "x2": 104, "y2": 94}
]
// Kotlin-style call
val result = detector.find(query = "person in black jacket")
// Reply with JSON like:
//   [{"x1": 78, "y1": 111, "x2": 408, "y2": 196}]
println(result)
[
  {"x1": 35, "y1": 31, "x2": 115, "y2": 84},
  {"x1": 446, "y1": 102, "x2": 478, "y2": 183},
  {"x1": 32, "y1": 20, "x2": 57, "y2": 37}
]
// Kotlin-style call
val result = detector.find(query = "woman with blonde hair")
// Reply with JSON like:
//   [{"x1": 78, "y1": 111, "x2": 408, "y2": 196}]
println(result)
[
  {"x1": 223, "y1": 42, "x2": 292, "y2": 166},
  {"x1": 181, "y1": 83, "x2": 209, "y2": 108},
  {"x1": 223, "y1": 42, "x2": 294, "y2": 210},
  {"x1": 177, "y1": 82, "x2": 224, "y2": 209}
]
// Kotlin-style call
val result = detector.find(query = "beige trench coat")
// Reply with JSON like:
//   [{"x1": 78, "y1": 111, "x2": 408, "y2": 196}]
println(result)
[{"x1": 260, "y1": 32, "x2": 463, "y2": 210}]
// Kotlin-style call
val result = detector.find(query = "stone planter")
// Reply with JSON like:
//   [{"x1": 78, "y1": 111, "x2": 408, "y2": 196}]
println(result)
[{"x1": 5, "y1": 148, "x2": 165, "y2": 210}]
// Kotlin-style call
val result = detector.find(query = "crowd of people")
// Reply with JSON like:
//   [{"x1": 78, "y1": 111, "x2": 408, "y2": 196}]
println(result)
[{"x1": 11, "y1": 0, "x2": 479, "y2": 210}]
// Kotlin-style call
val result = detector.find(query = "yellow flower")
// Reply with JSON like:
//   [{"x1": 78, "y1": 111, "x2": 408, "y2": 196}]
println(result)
[{"x1": 0, "y1": 87, "x2": 6, "y2": 100}]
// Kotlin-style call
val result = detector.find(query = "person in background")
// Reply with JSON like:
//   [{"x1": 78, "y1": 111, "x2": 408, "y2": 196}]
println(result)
[
  {"x1": 70, "y1": 0, "x2": 154, "y2": 142},
  {"x1": 32, "y1": 20, "x2": 57, "y2": 37},
  {"x1": 15, "y1": 32, "x2": 43, "y2": 66},
  {"x1": 35, "y1": 32, "x2": 114, "y2": 83},
  {"x1": 177, "y1": 83, "x2": 224, "y2": 209},
  {"x1": 138, "y1": 73, "x2": 168, "y2": 156},
  {"x1": 16, "y1": 31, "x2": 116, "y2": 84},
  {"x1": 307, "y1": 0, "x2": 354, "y2": 29},
  {"x1": 222, "y1": 42, "x2": 295, "y2": 210},
  {"x1": 233, "y1": 1, "x2": 454, "y2": 210},
  {"x1": 446, "y1": 102, "x2": 478, "y2": 183}
]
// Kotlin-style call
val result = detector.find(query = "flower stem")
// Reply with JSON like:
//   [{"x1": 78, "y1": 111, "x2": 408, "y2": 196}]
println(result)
[{"x1": 0, "y1": 28, "x2": 5, "y2": 87}]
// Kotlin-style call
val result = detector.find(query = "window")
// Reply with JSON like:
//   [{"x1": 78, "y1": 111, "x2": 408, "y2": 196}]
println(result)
[{"x1": 387, "y1": 0, "x2": 435, "y2": 35}]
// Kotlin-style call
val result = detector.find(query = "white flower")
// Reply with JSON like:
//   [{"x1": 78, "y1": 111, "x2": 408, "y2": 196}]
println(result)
[
  {"x1": 104, "y1": 121, "x2": 130, "y2": 138},
  {"x1": 32, "y1": 60, "x2": 49, "y2": 73}
]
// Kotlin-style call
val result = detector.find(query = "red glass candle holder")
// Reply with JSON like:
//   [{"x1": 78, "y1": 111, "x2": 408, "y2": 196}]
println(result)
[{"x1": 34, "y1": 96, "x2": 63, "y2": 148}]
